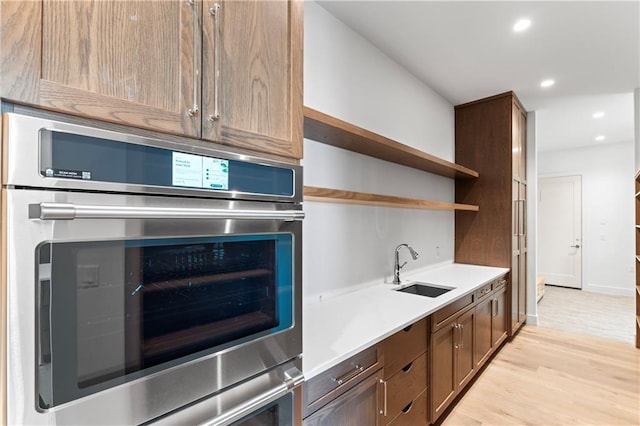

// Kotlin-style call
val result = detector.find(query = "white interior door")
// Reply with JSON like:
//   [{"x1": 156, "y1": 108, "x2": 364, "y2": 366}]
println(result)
[{"x1": 538, "y1": 175, "x2": 582, "y2": 289}]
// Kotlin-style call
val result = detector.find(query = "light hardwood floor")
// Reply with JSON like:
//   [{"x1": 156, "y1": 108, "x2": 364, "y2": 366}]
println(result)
[
  {"x1": 537, "y1": 285, "x2": 635, "y2": 344},
  {"x1": 442, "y1": 325, "x2": 640, "y2": 425}
]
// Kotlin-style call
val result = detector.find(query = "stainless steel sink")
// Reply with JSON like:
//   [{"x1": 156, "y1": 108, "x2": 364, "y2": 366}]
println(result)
[{"x1": 395, "y1": 282, "x2": 453, "y2": 298}]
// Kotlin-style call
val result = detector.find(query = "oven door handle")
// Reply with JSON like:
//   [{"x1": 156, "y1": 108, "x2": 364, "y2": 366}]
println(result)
[
  {"x1": 199, "y1": 367, "x2": 304, "y2": 426},
  {"x1": 29, "y1": 202, "x2": 305, "y2": 221}
]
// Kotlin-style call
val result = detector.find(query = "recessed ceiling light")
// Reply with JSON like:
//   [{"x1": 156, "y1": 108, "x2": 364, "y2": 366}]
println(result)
[
  {"x1": 595, "y1": 135, "x2": 605, "y2": 141},
  {"x1": 540, "y1": 79, "x2": 555, "y2": 88},
  {"x1": 513, "y1": 19, "x2": 531, "y2": 32},
  {"x1": 592, "y1": 111, "x2": 605, "y2": 119}
]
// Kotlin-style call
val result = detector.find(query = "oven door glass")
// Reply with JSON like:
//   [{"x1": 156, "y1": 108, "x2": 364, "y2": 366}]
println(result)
[
  {"x1": 37, "y1": 234, "x2": 293, "y2": 408},
  {"x1": 231, "y1": 392, "x2": 294, "y2": 426}
]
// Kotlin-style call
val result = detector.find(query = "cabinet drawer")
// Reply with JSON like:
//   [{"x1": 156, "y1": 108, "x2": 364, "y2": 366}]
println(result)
[
  {"x1": 475, "y1": 282, "x2": 493, "y2": 301},
  {"x1": 386, "y1": 388, "x2": 428, "y2": 426},
  {"x1": 431, "y1": 294, "x2": 473, "y2": 331},
  {"x1": 385, "y1": 353, "x2": 427, "y2": 423},
  {"x1": 304, "y1": 344, "x2": 383, "y2": 417},
  {"x1": 384, "y1": 318, "x2": 427, "y2": 378},
  {"x1": 494, "y1": 275, "x2": 508, "y2": 290}
]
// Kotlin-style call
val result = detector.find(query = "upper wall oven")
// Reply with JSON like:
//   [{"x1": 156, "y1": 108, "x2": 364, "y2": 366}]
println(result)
[{"x1": 1, "y1": 113, "x2": 303, "y2": 425}]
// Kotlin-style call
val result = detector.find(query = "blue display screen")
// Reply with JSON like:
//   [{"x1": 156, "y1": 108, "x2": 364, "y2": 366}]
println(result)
[{"x1": 42, "y1": 132, "x2": 294, "y2": 196}]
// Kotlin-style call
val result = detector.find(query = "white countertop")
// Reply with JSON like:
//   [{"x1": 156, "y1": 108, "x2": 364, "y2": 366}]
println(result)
[{"x1": 302, "y1": 263, "x2": 509, "y2": 379}]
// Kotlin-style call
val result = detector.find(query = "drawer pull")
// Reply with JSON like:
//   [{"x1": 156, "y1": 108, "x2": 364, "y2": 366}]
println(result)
[
  {"x1": 331, "y1": 364, "x2": 364, "y2": 385},
  {"x1": 402, "y1": 324, "x2": 413, "y2": 332},
  {"x1": 401, "y1": 361, "x2": 414, "y2": 373},
  {"x1": 379, "y1": 379, "x2": 388, "y2": 416},
  {"x1": 401, "y1": 400, "x2": 414, "y2": 414}
]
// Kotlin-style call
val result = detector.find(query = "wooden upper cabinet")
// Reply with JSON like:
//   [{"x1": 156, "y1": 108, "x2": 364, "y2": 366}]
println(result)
[
  {"x1": 512, "y1": 100, "x2": 527, "y2": 180},
  {"x1": 1, "y1": 0, "x2": 303, "y2": 159},
  {"x1": 1, "y1": 0, "x2": 199, "y2": 137},
  {"x1": 201, "y1": 0, "x2": 303, "y2": 159}
]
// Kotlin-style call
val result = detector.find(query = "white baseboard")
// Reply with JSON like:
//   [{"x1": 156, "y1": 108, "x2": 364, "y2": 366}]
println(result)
[
  {"x1": 526, "y1": 314, "x2": 539, "y2": 325},
  {"x1": 581, "y1": 284, "x2": 635, "y2": 297}
]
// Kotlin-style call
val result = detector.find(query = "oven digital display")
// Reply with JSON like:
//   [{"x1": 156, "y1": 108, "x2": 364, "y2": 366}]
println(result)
[
  {"x1": 42, "y1": 130, "x2": 295, "y2": 197},
  {"x1": 172, "y1": 152, "x2": 229, "y2": 190}
]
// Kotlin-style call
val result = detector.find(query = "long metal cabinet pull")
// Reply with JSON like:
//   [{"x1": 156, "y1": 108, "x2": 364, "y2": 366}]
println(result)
[
  {"x1": 331, "y1": 364, "x2": 364, "y2": 385},
  {"x1": 208, "y1": 3, "x2": 222, "y2": 122},
  {"x1": 452, "y1": 323, "x2": 459, "y2": 349},
  {"x1": 459, "y1": 323, "x2": 464, "y2": 349},
  {"x1": 188, "y1": 0, "x2": 201, "y2": 117},
  {"x1": 30, "y1": 202, "x2": 305, "y2": 221},
  {"x1": 379, "y1": 379, "x2": 388, "y2": 416},
  {"x1": 521, "y1": 199, "x2": 527, "y2": 236}
]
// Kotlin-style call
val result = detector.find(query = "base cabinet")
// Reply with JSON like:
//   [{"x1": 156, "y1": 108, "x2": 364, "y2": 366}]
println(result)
[
  {"x1": 304, "y1": 277, "x2": 508, "y2": 426},
  {"x1": 429, "y1": 308, "x2": 475, "y2": 422},
  {"x1": 381, "y1": 319, "x2": 428, "y2": 426},
  {"x1": 476, "y1": 281, "x2": 507, "y2": 368},
  {"x1": 429, "y1": 275, "x2": 507, "y2": 424},
  {"x1": 303, "y1": 372, "x2": 384, "y2": 426}
]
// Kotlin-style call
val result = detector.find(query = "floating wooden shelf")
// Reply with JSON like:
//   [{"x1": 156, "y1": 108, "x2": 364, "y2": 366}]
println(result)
[
  {"x1": 303, "y1": 107, "x2": 479, "y2": 179},
  {"x1": 304, "y1": 186, "x2": 479, "y2": 211}
]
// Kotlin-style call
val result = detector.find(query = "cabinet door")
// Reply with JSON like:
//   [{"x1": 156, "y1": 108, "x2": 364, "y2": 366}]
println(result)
[
  {"x1": 430, "y1": 323, "x2": 456, "y2": 423},
  {"x1": 510, "y1": 250, "x2": 520, "y2": 334},
  {"x1": 474, "y1": 297, "x2": 492, "y2": 368},
  {"x1": 455, "y1": 309, "x2": 475, "y2": 390},
  {"x1": 512, "y1": 100, "x2": 527, "y2": 180},
  {"x1": 303, "y1": 372, "x2": 382, "y2": 426},
  {"x1": 492, "y1": 286, "x2": 507, "y2": 347},
  {"x1": 518, "y1": 182, "x2": 528, "y2": 325},
  {"x1": 1, "y1": 0, "x2": 199, "y2": 137},
  {"x1": 202, "y1": 0, "x2": 303, "y2": 159}
]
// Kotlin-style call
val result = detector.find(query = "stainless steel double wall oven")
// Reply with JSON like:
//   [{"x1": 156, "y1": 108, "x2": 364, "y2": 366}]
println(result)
[{"x1": 2, "y1": 112, "x2": 304, "y2": 425}]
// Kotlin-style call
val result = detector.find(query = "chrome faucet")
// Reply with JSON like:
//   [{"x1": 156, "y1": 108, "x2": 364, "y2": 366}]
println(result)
[{"x1": 393, "y1": 243, "x2": 420, "y2": 284}]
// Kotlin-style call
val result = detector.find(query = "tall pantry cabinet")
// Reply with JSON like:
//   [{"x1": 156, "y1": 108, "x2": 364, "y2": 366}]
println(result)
[
  {"x1": 0, "y1": 0, "x2": 303, "y2": 159},
  {"x1": 454, "y1": 92, "x2": 528, "y2": 337}
]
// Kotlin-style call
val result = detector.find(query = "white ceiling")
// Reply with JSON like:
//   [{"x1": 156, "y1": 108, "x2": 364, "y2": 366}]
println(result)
[{"x1": 316, "y1": 1, "x2": 640, "y2": 152}]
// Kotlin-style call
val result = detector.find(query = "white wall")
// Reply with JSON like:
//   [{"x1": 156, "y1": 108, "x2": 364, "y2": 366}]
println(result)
[
  {"x1": 538, "y1": 141, "x2": 635, "y2": 296},
  {"x1": 634, "y1": 88, "x2": 639, "y2": 171},
  {"x1": 302, "y1": 1, "x2": 456, "y2": 303},
  {"x1": 526, "y1": 111, "x2": 538, "y2": 324}
]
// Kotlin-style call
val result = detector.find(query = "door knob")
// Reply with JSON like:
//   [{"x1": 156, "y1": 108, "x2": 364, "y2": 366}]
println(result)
[{"x1": 570, "y1": 244, "x2": 580, "y2": 248}]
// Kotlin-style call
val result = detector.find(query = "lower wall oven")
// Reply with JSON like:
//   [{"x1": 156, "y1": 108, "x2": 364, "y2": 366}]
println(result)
[{"x1": 1, "y1": 112, "x2": 304, "y2": 425}]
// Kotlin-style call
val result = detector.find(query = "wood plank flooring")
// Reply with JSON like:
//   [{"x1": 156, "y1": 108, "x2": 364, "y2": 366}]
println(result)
[
  {"x1": 537, "y1": 285, "x2": 635, "y2": 344},
  {"x1": 442, "y1": 325, "x2": 640, "y2": 425}
]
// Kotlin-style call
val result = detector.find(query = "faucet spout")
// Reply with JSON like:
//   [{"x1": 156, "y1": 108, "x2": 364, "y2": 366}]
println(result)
[{"x1": 393, "y1": 243, "x2": 420, "y2": 285}]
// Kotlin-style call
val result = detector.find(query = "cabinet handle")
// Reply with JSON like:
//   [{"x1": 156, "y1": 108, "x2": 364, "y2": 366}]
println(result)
[
  {"x1": 208, "y1": 3, "x2": 222, "y2": 122},
  {"x1": 452, "y1": 323, "x2": 459, "y2": 349},
  {"x1": 459, "y1": 323, "x2": 464, "y2": 349},
  {"x1": 401, "y1": 400, "x2": 414, "y2": 414},
  {"x1": 513, "y1": 200, "x2": 518, "y2": 235},
  {"x1": 401, "y1": 361, "x2": 414, "y2": 373},
  {"x1": 331, "y1": 364, "x2": 364, "y2": 385},
  {"x1": 524, "y1": 201, "x2": 527, "y2": 236},
  {"x1": 187, "y1": 0, "x2": 200, "y2": 117},
  {"x1": 402, "y1": 324, "x2": 413, "y2": 332},
  {"x1": 379, "y1": 379, "x2": 388, "y2": 416}
]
